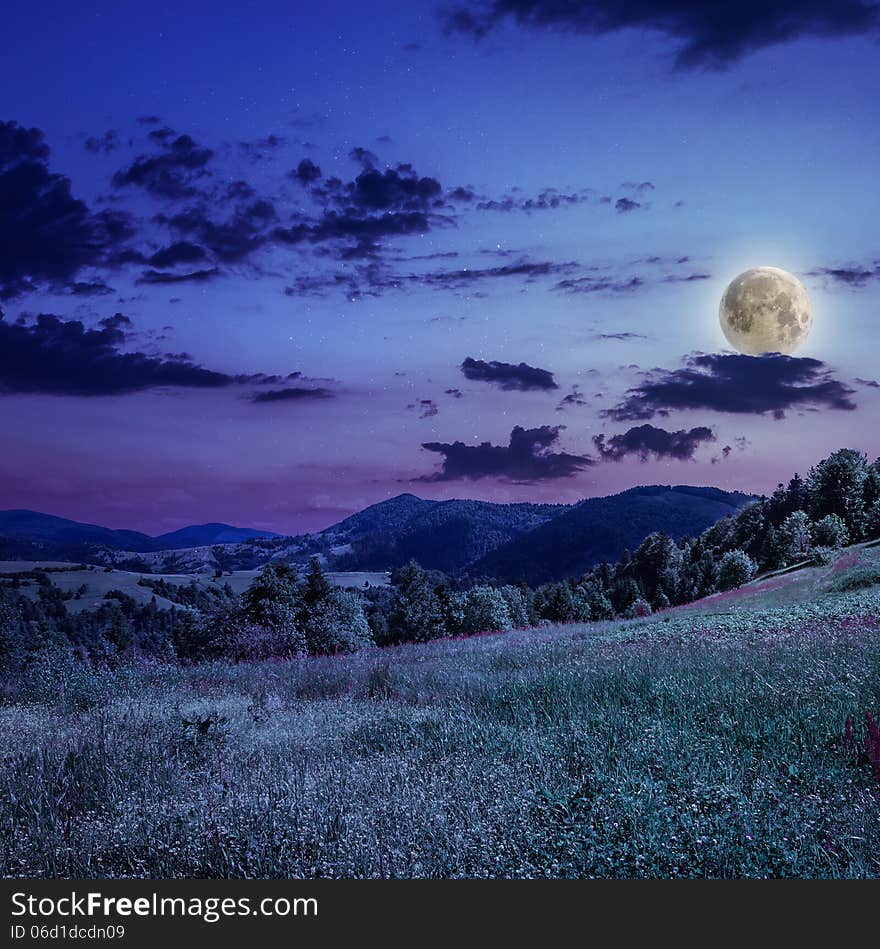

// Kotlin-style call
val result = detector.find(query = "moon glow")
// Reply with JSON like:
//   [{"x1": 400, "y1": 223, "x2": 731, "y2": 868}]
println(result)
[{"x1": 719, "y1": 266, "x2": 812, "y2": 355}]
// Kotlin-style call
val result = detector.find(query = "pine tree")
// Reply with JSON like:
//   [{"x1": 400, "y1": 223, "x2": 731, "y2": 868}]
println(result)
[{"x1": 302, "y1": 556, "x2": 332, "y2": 608}]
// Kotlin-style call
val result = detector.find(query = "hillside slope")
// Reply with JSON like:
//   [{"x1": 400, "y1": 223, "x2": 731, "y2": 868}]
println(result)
[
  {"x1": 332, "y1": 496, "x2": 568, "y2": 574},
  {"x1": 470, "y1": 485, "x2": 753, "y2": 584}
]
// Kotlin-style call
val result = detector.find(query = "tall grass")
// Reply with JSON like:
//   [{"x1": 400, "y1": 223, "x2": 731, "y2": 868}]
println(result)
[{"x1": 2, "y1": 588, "x2": 880, "y2": 878}]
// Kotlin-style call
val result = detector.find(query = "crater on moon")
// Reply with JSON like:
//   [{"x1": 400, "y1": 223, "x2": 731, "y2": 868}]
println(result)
[{"x1": 719, "y1": 266, "x2": 812, "y2": 355}]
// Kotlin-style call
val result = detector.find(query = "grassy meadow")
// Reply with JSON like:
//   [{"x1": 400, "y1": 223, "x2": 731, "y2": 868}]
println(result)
[{"x1": 2, "y1": 554, "x2": 880, "y2": 879}]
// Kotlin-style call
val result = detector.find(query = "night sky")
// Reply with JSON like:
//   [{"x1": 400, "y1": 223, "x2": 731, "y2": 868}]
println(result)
[{"x1": 1, "y1": 1, "x2": 879, "y2": 534}]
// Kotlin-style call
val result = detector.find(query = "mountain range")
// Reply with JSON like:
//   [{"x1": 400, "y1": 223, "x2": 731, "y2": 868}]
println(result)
[
  {"x1": 0, "y1": 510, "x2": 280, "y2": 554},
  {"x1": 0, "y1": 484, "x2": 754, "y2": 583}
]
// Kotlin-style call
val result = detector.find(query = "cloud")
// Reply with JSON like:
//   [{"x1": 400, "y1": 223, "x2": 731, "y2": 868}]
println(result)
[
  {"x1": 419, "y1": 425, "x2": 592, "y2": 482},
  {"x1": 461, "y1": 356, "x2": 558, "y2": 391},
  {"x1": 0, "y1": 120, "x2": 134, "y2": 298},
  {"x1": 604, "y1": 352, "x2": 857, "y2": 421},
  {"x1": 856, "y1": 377, "x2": 880, "y2": 388},
  {"x1": 441, "y1": 1, "x2": 880, "y2": 69},
  {"x1": 805, "y1": 262, "x2": 880, "y2": 287},
  {"x1": 250, "y1": 386, "x2": 334, "y2": 403},
  {"x1": 418, "y1": 259, "x2": 577, "y2": 291},
  {"x1": 474, "y1": 187, "x2": 593, "y2": 212},
  {"x1": 339, "y1": 163, "x2": 443, "y2": 212},
  {"x1": 291, "y1": 158, "x2": 322, "y2": 184},
  {"x1": 615, "y1": 197, "x2": 641, "y2": 213},
  {"x1": 135, "y1": 268, "x2": 221, "y2": 285},
  {"x1": 155, "y1": 199, "x2": 276, "y2": 263},
  {"x1": 593, "y1": 423, "x2": 715, "y2": 461},
  {"x1": 112, "y1": 131, "x2": 214, "y2": 198},
  {"x1": 407, "y1": 398, "x2": 439, "y2": 418},
  {"x1": 663, "y1": 272, "x2": 711, "y2": 283},
  {"x1": 68, "y1": 280, "x2": 115, "y2": 297},
  {"x1": 84, "y1": 130, "x2": 121, "y2": 154},
  {"x1": 556, "y1": 385, "x2": 588, "y2": 411},
  {"x1": 445, "y1": 387, "x2": 464, "y2": 399},
  {"x1": 238, "y1": 134, "x2": 286, "y2": 159},
  {"x1": 595, "y1": 331, "x2": 647, "y2": 341},
  {"x1": 0, "y1": 312, "x2": 233, "y2": 396},
  {"x1": 148, "y1": 241, "x2": 209, "y2": 268},
  {"x1": 554, "y1": 275, "x2": 644, "y2": 295}
]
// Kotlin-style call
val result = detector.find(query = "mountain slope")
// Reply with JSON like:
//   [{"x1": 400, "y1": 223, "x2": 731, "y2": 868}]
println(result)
[
  {"x1": 152, "y1": 524, "x2": 280, "y2": 548},
  {"x1": 332, "y1": 496, "x2": 567, "y2": 574},
  {"x1": 469, "y1": 485, "x2": 753, "y2": 584}
]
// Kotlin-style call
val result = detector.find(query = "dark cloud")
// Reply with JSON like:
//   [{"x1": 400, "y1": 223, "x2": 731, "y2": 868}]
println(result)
[
  {"x1": 445, "y1": 387, "x2": 464, "y2": 398},
  {"x1": 422, "y1": 259, "x2": 577, "y2": 291},
  {"x1": 112, "y1": 132, "x2": 214, "y2": 198},
  {"x1": 408, "y1": 398, "x2": 439, "y2": 418},
  {"x1": 148, "y1": 127, "x2": 176, "y2": 144},
  {"x1": 663, "y1": 272, "x2": 711, "y2": 283},
  {"x1": 554, "y1": 275, "x2": 644, "y2": 295},
  {"x1": 615, "y1": 197, "x2": 641, "y2": 213},
  {"x1": 136, "y1": 116, "x2": 161, "y2": 125},
  {"x1": 595, "y1": 331, "x2": 647, "y2": 340},
  {"x1": 622, "y1": 180, "x2": 655, "y2": 193},
  {"x1": 447, "y1": 185, "x2": 476, "y2": 202},
  {"x1": 441, "y1": 1, "x2": 880, "y2": 68},
  {"x1": 349, "y1": 146, "x2": 379, "y2": 168},
  {"x1": 805, "y1": 263, "x2": 880, "y2": 287},
  {"x1": 84, "y1": 130, "x2": 121, "y2": 154},
  {"x1": 461, "y1": 356, "x2": 558, "y2": 391},
  {"x1": 856, "y1": 377, "x2": 880, "y2": 388},
  {"x1": 0, "y1": 312, "x2": 232, "y2": 396},
  {"x1": 0, "y1": 120, "x2": 135, "y2": 298},
  {"x1": 156, "y1": 199, "x2": 276, "y2": 263},
  {"x1": 273, "y1": 210, "x2": 432, "y2": 260},
  {"x1": 593, "y1": 423, "x2": 715, "y2": 462},
  {"x1": 238, "y1": 135, "x2": 286, "y2": 159},
  {"x1": 556, "y1": 385, "x2": 588, "y2": 411},
  {"x1": 148, "y1": 241, "x2": 208, "y2": 269},
  {"x1": 349, "y1": 165, "x2": 443, "y2": 211},
  {"x1": 419, "y1": 425, "x2": 592, "y2": 482},
  {"x1": 250, "y1": 386, "x2": 334, "y2": 404},
  {"x1": 291, "y1": 158, "x2": 322, "y2": 184},
  {"x1": 136, "y1": 268, "x2": 220, "y2": 285},
  {"x1": 604, "y1": 353, "x2": 857, "y2": 421},
  {"x1": 68, "y1": 280, "x2": 115, "y2": 297},
  {"x1": 475, "y1": 187, "x2": 592, "y2": 212}
]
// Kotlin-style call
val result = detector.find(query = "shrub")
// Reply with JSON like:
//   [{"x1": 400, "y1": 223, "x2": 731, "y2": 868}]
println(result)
[
  {"x1": 457, "y1": 586, "x2": 513, "y2": 637},
  {"x1": 810, "y1": 546, "x2": 834, "y2": 566},
  {"x1": 303, "y1": 589, "x2": 373, "y2": 655},
  {"x1": 828, "y1": 565, "x2": 880, "y2": 593},
  {"x1": 388, "y1": 562, "x2": 447, "y2": 643},
  {"x1": 717, "y1": 549, "x2": 757, "y2": 591},
  {"x1": 241, "y1": 562, "x2": 301, "y2": 629},
  {"x1": 778, "y1": 511, "x2": 812, "y2": 564},
  {"x1": 810, "y1": 514, "x2": 849, "y2": 549},
  {"x1": 624, "y1": 597, "x2": 652, "y2": 619},
  {"x1": 185, "y1": 603, "x2": 305, "y2": 661},
  {"x1": 499, "y1": 585, "x2": 530, "y2": 628},
  {"x1": 865, "y1": 501, "x2": 880, "y2": 541},
  {"x1": 20, "y1": 646, "x2": 112, "y2": 711}
]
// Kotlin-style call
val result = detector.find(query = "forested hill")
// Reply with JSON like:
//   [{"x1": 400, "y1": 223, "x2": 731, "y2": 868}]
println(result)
[
  {"x1": 330, "y1": 496, "x2": 569, "y2": 575},
  {"x1": 0, "y1": 486, "x2": 751, "y2": 581},
  {"x1": 468, "y1": 485, "x2": 753, "y2": 585}
]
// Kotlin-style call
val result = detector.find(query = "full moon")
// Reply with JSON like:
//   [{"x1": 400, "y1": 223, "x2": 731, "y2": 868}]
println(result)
[{"x1": 719, "y1": 266, "x2": 812, "y2": 355}]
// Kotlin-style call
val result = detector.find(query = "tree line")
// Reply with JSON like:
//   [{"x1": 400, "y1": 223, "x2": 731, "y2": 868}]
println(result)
[{"x1": 1, "y1": 449, "x2": 878, "y2": 674}]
